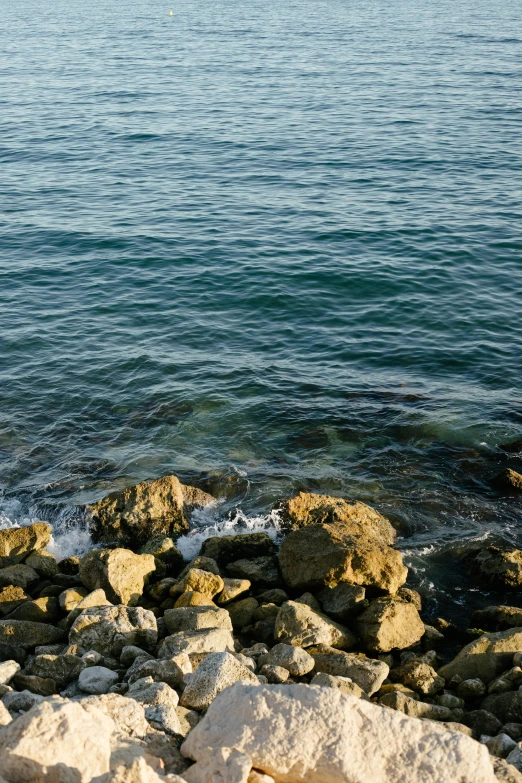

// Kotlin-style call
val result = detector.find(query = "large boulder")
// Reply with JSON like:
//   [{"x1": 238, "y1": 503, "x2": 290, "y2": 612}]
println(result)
[
  {"x1": 180, "y1": 683, "x2": 496, "y2": 783},
  {"x1": 79, "y1": 548, "x2": 156, "y2": 606},
  {"x1": 87, "y1": 474, "x2": 215, "y2": 545},
  {"x1": 277, "y1": 493, "x2": 397, "y2": 539},
  {"x1": 439, "y1": 628, "x2": 522, "y2": 684},
  {"x1": 0, "y1": 522, "x2": 52, "y2": 568},
  {"x1": 69, "y1": 605, "x2": 158, "y2": 657},
  {"x1": 278, "y1": 524, "x2": 406, "y2": 594},
  {"x1": 471, "y1": 605, "x2": 522, "y2": 631},
  {"x1": 466, "y1": 547, "x2": 522, "y2": 589},
  {"x1": 275, "y1": 600, "x2": 356, "y2": 650},
  {"x1": 0, "y1": 696, "x2": 114, "y2": 783},
  {"x1": 356, "y1": 597, "x2": 425, "y2": 652},
  {"x1": 201, "y1": 533, "x2": 277, "y2": 568},
  {"x1": 0, "y1": 620, "x2": 65, "y2": 648}
]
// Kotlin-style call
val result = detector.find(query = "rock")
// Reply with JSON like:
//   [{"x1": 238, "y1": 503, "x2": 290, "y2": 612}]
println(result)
[
  {"x1": 0, "y1": 701, "x2": 11, "y2": 727},
  {"x1": 277, "y1": 493, "x2": 397, "y2": 541},
  {"x1": 178, "y1": 557, "x2": 221, "y2": 580},
  {"x1": 0, "y1": 661, "x2": 19, "y2": 686},
  {"x1": 2, "y1": 689, "x2": 42, "y2": 712},
  {"x1": 11, "y1": 673, "x2": 57, "y2": 695},
  {"x1": 174, "y1": 591, "x2": 215, "y2": 608},
  {"x1": 0, "y1": 522, "x2": 52, "y2": 568},
  {"x1": 494, "y1": 757, "x2": 522, "y2": 782},
  {"x1": 278, "y1": 524, "x2": 407, "y2": 594},
  {"x1": 0, "y1": 564, "x2": 39, "y2": 590},
  {"x1": 0, "y1": 586, "x2": 29, "y2": 618},
  {"x1": 24, "y1": 549, "x2": 58, "y2": 579},
  {"x1": 258, "y1": 643, "x2": 314, "y2": 676},
  {"x1": 25, "y1": 654, "x2": 86, "y2": 689},
  {"x1": 253, "y1": 604, "x2": 279, "y2": 622},
  {"x1": 126, "y1": 655, "x2": 191, "y2": 688},
  {"x1": 164, "y1": 606, "x2": 232, "y2": 634},
  {"x1": 503, "y1": 724, "x2": 522, "y2": 740},
  {"x1": 105, "y1": 757, "x2": 178, "y2": 783},
  {"x1": 484, "y1": 733, "x2": 517, "y2": 759},
  {"x1": 87, "y1": 474, "x2": 215, "y2": 545},
  {"x1": 226, "y1": 597, "x2": 259, "y2": 629},
  {"x1": 439, "y1": 629, "x2": 522, "y2": 684},
  {"x1": 457, "y1": 677, "x2": 487, "y2": 699},
  {"x1": 217, "y1": 578, "x2": 251, "y2": 605},
  {"x1": 69, "y1": 605, "x2": 158, "y2": 657},
  {"x1": 397, "y1": 587, "x2": 422, "y2": 610},
  {"x1": 227, "y1": 557, "x2": 280, "y2": 586},
  {"x1": 256, "y1": 589, "x2": 289, "y2": 606},
  {"x1": 461, "y1": 710, "x2": 503, "y2": 737},
  {"x1": 316, "y1": 583, "x2": 366, "y2": 622},
  {"x1": 0, "y1": 619, "x2": 65, "y2": 648},
  {"x1": 483, "y1": 693, "x2": 522, "y2": 724},
  {"x1": 390, "y1": 660, "x2": 445, "y2": 695},
  {"x1": 295, "y1": 592, "x2": 322, "y2": 612},
  {"x1": 490, "y1": 669, "x2": 522, "y2": 695},
  {"x1": 472, "y1": 606, "x2": 522, "y2": 632},
  {"x1": 181, "y1": 682, "x2": 496, "y2": 783},
  {"x1": 180, "y1": 651, "x2": 258, "y2": 710},
  {"x1": 65, "y1": 588, "x2": 113, "y2": 629},
  {"x1": 380, "y1": 690, "x2": 452, "y2": 720},
  {"x1": 260, "y1": 664, "x2": 290, "y2": 683},
  {"x1": 127, "y1": 678, "x2": 181, "y2": 734},
  {"x1": 170, "y1": 568, "x2": 224, "y2": 598},
  {"x1": 81, "y1": 692, "x2": 150, "y2": 738},
  {"x1": 79, "y1": 548, "x2": 156, "y2": 606},
  {"x1": 7, "y1": 596, "x2": 61, "y2": 623},
  {"x1": 59, "y1": 586, "x2": 89, "y2": 612},
  {"x1": 310, "y1": 672, "x2": 364, "y2": 698},
  {"x1": 436, "y1": 693, "x2": 465, "y2": 710},
  {"x1": 309, "y1": 645, "x2": 389, "y2": 695},
  {"x1": 138, "y1": 535, "x2": 184, "y2": 572},
  {"x1": 380, "y1": 683, "x2": 420, "y2": 700},
  {"x1": 0, "y1": 696, "x2": 114, "y2": 782},
  {"x1": 201, "y1": 534, "x2": 277, "y2": 568},
  {"x1": 503, "y1": 469, "x2": 522, "y2": 491},
  {"x1": 275, "y1": 600, "x2": 356, "y2": 649},
  {"x1": 158, "y1": 628, "x2": 235, "y2": 660},
  {"x1": 120, "y1": 646, "x2": 155, "y2": 667},
  {"x1": 79, "y1": 665, "x2": 119, "y2": 693},
  {"x1": 467, "y1": 548, "x2": 522, "y2": 589},
  {"x1": 356, "y1": 597, "x2": 425, "y2": 652}
]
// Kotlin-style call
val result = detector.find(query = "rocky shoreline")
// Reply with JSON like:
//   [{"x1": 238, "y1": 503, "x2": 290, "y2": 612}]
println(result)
[{"x1": 0, "y1": 474, "x2": 522, "y2": 782}]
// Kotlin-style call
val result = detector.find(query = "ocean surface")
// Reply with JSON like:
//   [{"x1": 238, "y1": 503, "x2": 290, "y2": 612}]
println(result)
[{"x1": 1, "y1": 0, "x2": 521, "y2": 621}]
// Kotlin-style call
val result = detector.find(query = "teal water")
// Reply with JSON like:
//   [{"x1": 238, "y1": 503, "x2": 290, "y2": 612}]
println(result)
[{"x1": 1, "y1": 0, "x2": 522, "y2": 618}]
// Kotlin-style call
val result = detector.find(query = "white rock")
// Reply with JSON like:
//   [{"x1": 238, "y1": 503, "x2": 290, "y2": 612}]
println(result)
[
  {"x1": 181, "y1": 652, "x2": 258, "y2": 710},
  {"x1": 163, "y1": 606, "x2": 232, "y2": 634},
  {"x1": 0, "y1": 696, "x2": 114, "y2": 782},
  {"x1": 127, "y1": 677, "x2": 179, "y2": 708},
  {"x1": 181, "y1": 683, "x2": 497, "y2": 783},
  {"x1": 0, "y1": 661, "x2": 20, "y2": 686},
  {"x1": 69, "y1": 605, "x2": 158, "y2": 657},
  {"x1": 275, "y1": 601, "x2": 356, "y2": 649},
  {"x1": 258, "y1": 643, "x2": 314, "y2": 676},
  {"x1": 310, "y1": 646, "x2": 389, "y2": 695},
  {"x1": 79, "y1": 665, "x2": 119, "y2": 694},
  {"x1": 81, "y1": 693, "x2": 150, "y2": 739},
  {"x1": 158, "y1": 628, "x2": 235, "y2": 659},
  {"x1": 106, "y1": 756, "x2": 186, "y2": 783},
  {"x1": 0, "y1": 701, "x2": 12, "y2": 726}
]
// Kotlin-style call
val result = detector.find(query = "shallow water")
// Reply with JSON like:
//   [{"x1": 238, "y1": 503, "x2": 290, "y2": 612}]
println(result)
[{"x1": 1, "y1": 0, "x2": 522, "y2": 622}]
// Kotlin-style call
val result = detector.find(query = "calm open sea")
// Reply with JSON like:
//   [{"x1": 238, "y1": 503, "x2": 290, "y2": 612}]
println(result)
[{"x1": 1, "y1": 0, "x2": 521, "y2": 619}]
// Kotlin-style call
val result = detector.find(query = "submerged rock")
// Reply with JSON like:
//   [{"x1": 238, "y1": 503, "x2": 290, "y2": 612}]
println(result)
[{"x1": 87, "y1": 474, "x2": 215, "y2": 546}]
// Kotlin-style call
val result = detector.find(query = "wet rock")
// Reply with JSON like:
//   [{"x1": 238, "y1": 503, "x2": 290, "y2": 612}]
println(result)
[
  {"x1": 356, "y1": 596, "x2": 425, "y2": 652},
  {"x1": 79, "y1": 664, "x2": 119, "y2": 694},
  {"x1": 439, "y1": 629, "x2": 522, "y2": 683},
  {"x1": 309, "y1": 645, "x2": 389, "y2": 695},
  {"x1": 201, "y1": 533, "x2": 277, "y2": 568},
  {"x1": 390, "y1": 660, "x2": 445, "y2": 696},
  {"x1": 500, "y1": 469, "x2": 522, "y2": 492},
  {"x1": 472, "y1": 606, "x2": 522, "y2": 632},
  {"x1": 278, "y1": 523, "x2": 407, "y2": 593},
  {"x1": 0, "y1": 522, "x2": 52, "y2": 568},
  {"x1": 226, "y1": 597, "x2": 259, "y2": 629},
  {"x1": 25, "y1": 653, "x2": 86, "y2": 689},
  {"x1": 0, "y1": 619, "x2": 65, "y2": 648},
  {"x1": 180, "y1": 651, "x2": 258, "y2": 710},
  {"x1": 24, "y1": 549, "x2": 58, "y2": 579},
  {"x1": 170, "y1": 568, "x2": 224, "y2": 598},
  {"x1": 69, "y1": 605, "x2": 158, "y2": 657},
  {"x1": 0, "y1": 563, "x2": 39, "y2": 590},
  {"x1": 0, "y1": 696, "x2": 114, "y2": 782},
  {"x1": 217, "y1": 578, "x2": 251, "y2": 605},
  {"x1": 181, "y1": 682, "x2": 495, "y2": 783},
  {"x1": 227, "y1": 556, "x2": 281, "y2": 586},
  {"x1": 79, "y1": 548, "x2": 156, "y2": 606},
  {"x1": 253, "y1": 603, "x2": 279, "y2": 622},
  {"x1": 7, "y1": 595, "x2": 61, "y2": 623},
  {"x1": 58, "y1": 555, "x2": 80, "y2": 574},
  {"x1": 467, "y1": 548, "x2": 522, "y2": 589},
  {"x1": 87, "y1": 474, "x2": 215, "y2": 545},
  {"x1": 275, "y1": 600, "x2": 356, "y2": 650},
  {"x1": 157, "y1": 628, "x2": 235, "y2": 659},
  {"x1": 0, "y1": 586, "x2": 29, "y2": 618},
  {"x1": 316, "y1": 583, "x2": 366, "y2": 622},
  {"x1": 258, "y1": 643, "x2": 315, "y2": 676},
  {"x1": 397, "y1": 587, "x2": 422, "y2": 610},
  {"x1": 164, "y1": 605, "x2": 232, "y2": 634},
  {"x1": 503, "y1": 723, "x2": 522, "y2": 741}
]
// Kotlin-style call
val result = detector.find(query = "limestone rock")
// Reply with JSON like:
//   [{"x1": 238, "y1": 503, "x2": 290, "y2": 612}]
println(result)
[
  {"x1": 309, "y1": 646, "x2": 389, "y2": 695},
  {"x1": 457, "y1": 677, "x2": 487, "y2": 699},
  {"x1": 170, "y1": 568, "x2": 224, "y2": 598},
  {"x1": 201, "y1": 533, "x2": 277, "y2": 568},
  {"x1": 174, "y1": 591, "x2": 215, "y2": 608},
  {"x1": 164, "y1": 606, "x2": 232, "y2": 634},
  {"x1": 494, "y1": 757, "x2": 522, "y2": 782},
  {"x1": 65, "y1": 588, "x2": 112, "y2": 629},
  {"x1": 503, "y1": 469, "x2": 522, "y2": 492},
  {"x1": 226, "y1": 557, "x2": 280, "y2": 586},
  {"x1": 105, "y1": 757, "x2": 178, "y2": 783},
  {"x1": 178, "y1": 557, "x2": 220, "y2": 580},
  {"x1": 0, "y1": 661, "x2": 20, "y2": 686},
  {"x1": 482, "y1": 693, "x2": 522, "y2": 724},
  {"x1": 356, "y1": 597, "x2": 425, "y2": 652},
  {"x1": 461, "y1": 710, "x2": 503, "y2": 737},
  {"x1": 12, "y1": 673, "x2": 57, "y2": 696},
  {"x1": 489, "y1": 667, "x2": 522, "y2": 695},
  {"x1": 7, "y1": 596, "x2": 60, "y2": 623},
  {"x1": 181, "y1": 682, "x2": 496, "y2": 783},
  {"x1": 467, "y1": 548, "x2": 522, "y2": 589},
  {"x1": 278, "y1": 524, "x2": 407, "y2": 593},
  {"x1": 472, "y1": 606, "x2": 522, "y2": 632},
  {"x1": 79, "y1": 548, "x2": 156, "y2": 606},
  {"x1": 310, "y1": 672, "x2": 364, "y2": 698},
  {"x1": 138, "y1": 535, "x2": 184, "y2": 572},
  {"x1": 69, "y1": 605, "x2": 158, "y2": 657},
  {"x1": 24, "y1": 549, "x2": 58, "y2": 579},
  {"x1": 438, "y1": 629, "x2": 522, "y2": 684},
  {"x1": 275, "y1": 600, "x2": 356, "y2": 649},
  {"x1": 0, "y1": 696, "x2": 114, "y2": 783},
  {"x1": 126, "y1": 654, "x2": 191, "y2": 689},
  {"x1": 59, "y1": 586, "x2": 89, "y2": 612},
  {"x1": 316, "y1": 583, "x2": 366, "y2": 622},
  {"x1": 157, "y1": 628, "x2": 235, "y2": 660},
  {"x1": 226, "y1": 597, "x2": 259, "y2": 629},
  {"x1": 0, "y1": 701, "x2": 11, "y2": 727},
  {"x1": 0, "y1": 522, "x2": 52, "y2": 568},
  {"x1": 0, "y1": 586, "x2": 29, "y2": 618},
  {"x1": 379, "y1": 690, "x2": 452, "y2": 721},
  {"x1": 180, "y1": 651, "x2": 258, "y2": 710},
  {"x1": 0, "y1": 619, "x2": 65, "y2": 648},
  {"x1": 87, "y1": 474, "x2": 215, "y2": 545},
  {"x1": 390, "y1": 660, "x2": 445, "y2": 696},
  {"x1": 79, "y1": 665, "x2": 119, "y2": 694},
  {"x1": 217, "y1": 578, "x2": 251, "y2": 605},
  {"x1": 258, "y1": 643, "x2": 314, "y2": 676},
  {"x1": 0, "y1": 564, "x2": 39, "y2": 590},
  {"x1": 81, "y1": 692, "x2": 150, "y2": 739},
  {"x1": 26, "y1": 654, "x2": 86, "y2": 689}
]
